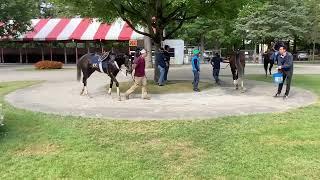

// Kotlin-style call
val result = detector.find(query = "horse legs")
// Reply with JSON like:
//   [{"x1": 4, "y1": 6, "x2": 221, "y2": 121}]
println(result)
[
  {"x1": 269, "y1": 62, "x2": 274, "y2": 75},
  {"x1": 239, "y1": 69, "x2": 246, "y2": 93},
  {"x1": 264, "y1": 61, "x2": 268, "y2": 77},
  {"x1": 108, "y1": 79, "x2": 113, "y2": 95},
  {"x1": 110, "y1": 74, "x2": 121, "y2": 101},
  {"x1": 80, "y1": 68, "x2": 94, "y2": 96}
]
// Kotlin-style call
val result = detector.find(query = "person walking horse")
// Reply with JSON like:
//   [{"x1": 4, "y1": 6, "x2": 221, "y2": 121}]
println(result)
[
  {"x1": 210, "y1": 52, "x2": 224, "y2": 85},
  {"x1": 164, "y1": 45, "x2": 171, "y2": 82},
  {"x1": 156, "y1": 48, "x2": 166, "y2": 86},
  {"x1": 124, "y1": 49, "x2": 151, "y2": 100},
  {"x1": 274, "y1": 45, "x2": 293, "y2": 99}
]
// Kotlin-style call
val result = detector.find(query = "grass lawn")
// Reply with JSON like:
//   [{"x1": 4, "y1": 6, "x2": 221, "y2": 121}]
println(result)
[
  {"x1": 0, "y1": 75, "x2": 320, "y2": 179},
  {"x1": 109, "y1": 80, "x2": 213, "y2": 94}
]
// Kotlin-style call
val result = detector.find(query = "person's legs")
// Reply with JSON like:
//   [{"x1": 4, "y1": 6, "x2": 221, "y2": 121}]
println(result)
[
  {"x1": 269, "y1": 62, "x2": 274, "y2": 75},
  {"x1": 213, "y1": 69, "x2": 220, "y2": 83},
  {"x1": 164, "y1": 65, "x2": 169, "y2": 81},
  {"x1": 125, "y1": 77, "x2": 141, "y2": 98},
  {"x1": 285, "y1": 71, "x2": 293, "y2": 96},
  {"x1": 158, "y1": 65, "x2": 165, "y2": 85},
  {"x1": 264, "y1": 60, "x2": 268, "y2": 76},
  {"x1": 141, "y1": 76, "x2": 150, "y2": 99},
  {"x1": 193, "y1": 70, "x2": 199, "y2": 90},
  {"x1": 277, "y1": 73, "x2": 287, "y2": 94}
]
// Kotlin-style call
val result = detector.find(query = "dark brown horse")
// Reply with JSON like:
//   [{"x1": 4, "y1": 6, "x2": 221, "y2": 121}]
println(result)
[
  {"x1": 228, "y1": 49, "x2": 246, "y2": 92},
  {"x1": 77, "y1": 51, "x2": 132, "y2": 100},
  {"x1": 263, "y1": 50, "x2": 274, "y2": 77}
]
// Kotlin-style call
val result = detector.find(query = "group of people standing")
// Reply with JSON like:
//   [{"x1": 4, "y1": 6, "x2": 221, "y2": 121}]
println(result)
[
  {"x1": 263, "y1": 43, "x2": 294, "y2": 99},
  {"x1": 124, "y1": 42, "x2": 294, "y2": 101},
  {"x1": 191, "y1": 50, "x2": 224, "y2": 92},
  {"x1": 124, "y1": 45, "x2": 171, "y2": 100},
  {"x1": 156, "y1": 45, "x2": 171, "y2": 86}
]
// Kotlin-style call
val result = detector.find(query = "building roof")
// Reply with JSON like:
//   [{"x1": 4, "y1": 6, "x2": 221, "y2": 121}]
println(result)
[{"x1": 2, "y1": 18, "x2": 144, "y2": 41}]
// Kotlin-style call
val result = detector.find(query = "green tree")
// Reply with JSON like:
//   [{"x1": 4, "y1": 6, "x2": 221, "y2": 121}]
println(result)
[
  {"x1": 234, "y1": 0, "x2": 310, "y2": 52},
  {"x1": 57, "y1": 0, "x2": 227, "y2": 81},
  {"x1": 305, "y1": 0, "x2": 320, "y2": 60},
  {"x1": 0, "y1": 0, "x2": 39, "y2": 37}
]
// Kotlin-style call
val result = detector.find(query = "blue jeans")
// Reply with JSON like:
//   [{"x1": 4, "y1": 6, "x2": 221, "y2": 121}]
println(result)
[
  {"x1": 164, "y1": 65, "x2": 169, "y2": 81},
  {"x1": 158, "y1": 65, "x2": 166, "y2": 85},
  {"x1": 193, "y1": 70, "x2": 199, "y2": 89}
]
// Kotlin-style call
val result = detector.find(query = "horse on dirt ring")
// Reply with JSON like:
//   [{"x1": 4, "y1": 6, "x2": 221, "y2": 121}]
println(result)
[
  {"x1": 263, "y1": 49, "x2": 275, "y2": 77},
  {"x1": 227, "y1": 49, "x2": 246, "y2": 92},
  {"x1": 77, "y1": 51, "x2": 133, "y2": 101}
]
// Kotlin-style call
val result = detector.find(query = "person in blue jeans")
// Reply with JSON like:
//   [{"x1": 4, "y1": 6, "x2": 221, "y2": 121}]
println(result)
[
  {"x1": 192, "y1": 49, "x2": 201, "y2": 92},
  {"x1": 156, "y1": 48, "x2": 166, "y2": 86}
]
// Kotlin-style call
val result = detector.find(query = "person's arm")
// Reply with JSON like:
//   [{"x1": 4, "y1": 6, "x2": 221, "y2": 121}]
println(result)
[
  {"x1": 210, "y1": 58, "x2": 214, "y2": 66},
  {"x1": 280, "y1": 54, "x2": 293, "y2": 69},
  {"x1": 192, "y1": 58, "x2": 200, "y2": 72},
  {"x1": 132, "y1": 58, "x2": 139, "y2": 70},
  {"x1": 195, "y1": 58, "x2": 200, "y2": 72}
]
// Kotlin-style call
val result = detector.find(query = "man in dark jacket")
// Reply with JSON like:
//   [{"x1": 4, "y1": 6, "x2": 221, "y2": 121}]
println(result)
[
  {"x1": 210, "y1": 53, "x2": 224, "y2": 85},
  {"x1": 163, "y1": 45, "x2": 170, "y2": 82},
  {"x1": 274, "y1": 45, "x2": 294, "y2": 99},
  {"x1": 156, "y1": 48, "x2": 166, "y2": 86}
]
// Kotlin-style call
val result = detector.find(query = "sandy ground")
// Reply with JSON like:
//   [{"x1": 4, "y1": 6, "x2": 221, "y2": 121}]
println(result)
[{"x1": 2, "y1": 63, "x2": 319, "y2": 120}]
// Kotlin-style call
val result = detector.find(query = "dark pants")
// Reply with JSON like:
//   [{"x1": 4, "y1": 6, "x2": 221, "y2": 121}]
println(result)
[
  {"x1": 164, "y1": 65, "x2": 169, "y2": 81},
  {"x1": 213, "y1": 68, "x2": 220, "y2": 83},
  {"x1": 277, "y1": 70, "x2": 293, "y2": 96},
  {"x1": 193, "y1": 70, "x2": 199, "y2": 90}
]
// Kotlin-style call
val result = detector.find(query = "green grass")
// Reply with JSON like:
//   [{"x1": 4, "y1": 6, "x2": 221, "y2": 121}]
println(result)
[
  {"x1": 0, "y1": 75, "x2": 320, "y2": 179},
  {"x1": 110, "y1": 80, "x2": 213, "y2": 94}
]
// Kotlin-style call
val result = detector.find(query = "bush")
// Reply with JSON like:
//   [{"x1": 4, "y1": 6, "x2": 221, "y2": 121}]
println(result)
[{"x1": 34, "y1": 60, "x2": 64, "y2": 69}]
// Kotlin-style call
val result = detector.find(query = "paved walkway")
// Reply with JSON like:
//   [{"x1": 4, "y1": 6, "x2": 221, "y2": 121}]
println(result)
[{"x1": 2, "y1": 63, "x2": 319, "y2": 120}]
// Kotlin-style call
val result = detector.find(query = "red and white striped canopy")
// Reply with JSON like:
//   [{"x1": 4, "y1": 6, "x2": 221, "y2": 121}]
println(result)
[{"x1": 16, "y1": 18, "x2": 144, "y2": 41}]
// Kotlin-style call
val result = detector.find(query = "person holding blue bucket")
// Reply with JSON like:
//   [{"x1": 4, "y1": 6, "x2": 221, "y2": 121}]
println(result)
[{"x1": 273, "y1": 45, "x2": 293, "y2": 99}]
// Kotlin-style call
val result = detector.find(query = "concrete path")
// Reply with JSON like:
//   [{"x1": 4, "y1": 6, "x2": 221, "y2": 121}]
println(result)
[{"x1": 1, "y1": 63, "x2": 319, "y2": 120}]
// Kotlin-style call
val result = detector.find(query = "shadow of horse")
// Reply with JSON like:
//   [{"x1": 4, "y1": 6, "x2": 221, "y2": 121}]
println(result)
[{"x1": 77, "y1": 51, "x2": 132, "y2": 101}]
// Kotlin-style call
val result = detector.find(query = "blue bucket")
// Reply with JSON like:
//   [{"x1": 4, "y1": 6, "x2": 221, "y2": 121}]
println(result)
[{"x1": 273, "y1": 72, "x2": 283, "y2": 84}]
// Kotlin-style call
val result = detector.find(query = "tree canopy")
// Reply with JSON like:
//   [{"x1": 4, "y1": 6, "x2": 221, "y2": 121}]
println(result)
[
  {"x1": 0, "y1": 0, "x2": 39, "y2": 37},
  {"x1": 234, "y1": 0, "x2": 310, "y2": 45}
]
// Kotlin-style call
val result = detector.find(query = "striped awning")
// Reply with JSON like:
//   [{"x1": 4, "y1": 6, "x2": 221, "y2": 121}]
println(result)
[{"x1": 5, "y1": 18, "x2": 145, "y2": 41}]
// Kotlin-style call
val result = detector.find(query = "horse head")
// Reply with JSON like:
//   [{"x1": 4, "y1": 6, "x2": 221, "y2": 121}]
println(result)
[{"x1": 123, "y1": 54, "x2": 133, "y2": 75}]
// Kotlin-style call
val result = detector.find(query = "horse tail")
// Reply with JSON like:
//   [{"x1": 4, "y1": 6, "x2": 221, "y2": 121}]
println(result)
[
  {"x1": 77, "y1": 55, "x2": 85, "y2": 81},
  {"x1": 77, "y1": 62, "x2": 81, "y2": 81}
]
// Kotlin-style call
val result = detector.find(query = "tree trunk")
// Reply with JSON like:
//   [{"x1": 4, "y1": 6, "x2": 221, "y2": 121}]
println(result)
[
  {"x1": 41, "y1": 47, "x2": 44, "y2": 60},
  {"x1": 75, "y1": 42, "x2": 78, "y2": 64},
  {"x1": 25, "y1": 48, "x2": 28, "y2": 64},
  {"x1": 19, "y1": 48, "x2": 23, "y2": 63},
  {"x1": 153, "y1": 42, "x2": 161, "y2": 83},
  {"x1": 1, "y1": 48, "x2": 3, "y2": 63},
  {"x1": 313, "y1": 40, "x2": 316, "y2": 61},
  {"x1": 144, "y1": 28, "x2": 152, "y2": 68},
  {"x1": 64, "y1": 43, "x2": 67, "y2": 64},
  {"x1": 293, "y1": 37, "x2": 297, "y2": 54}
]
